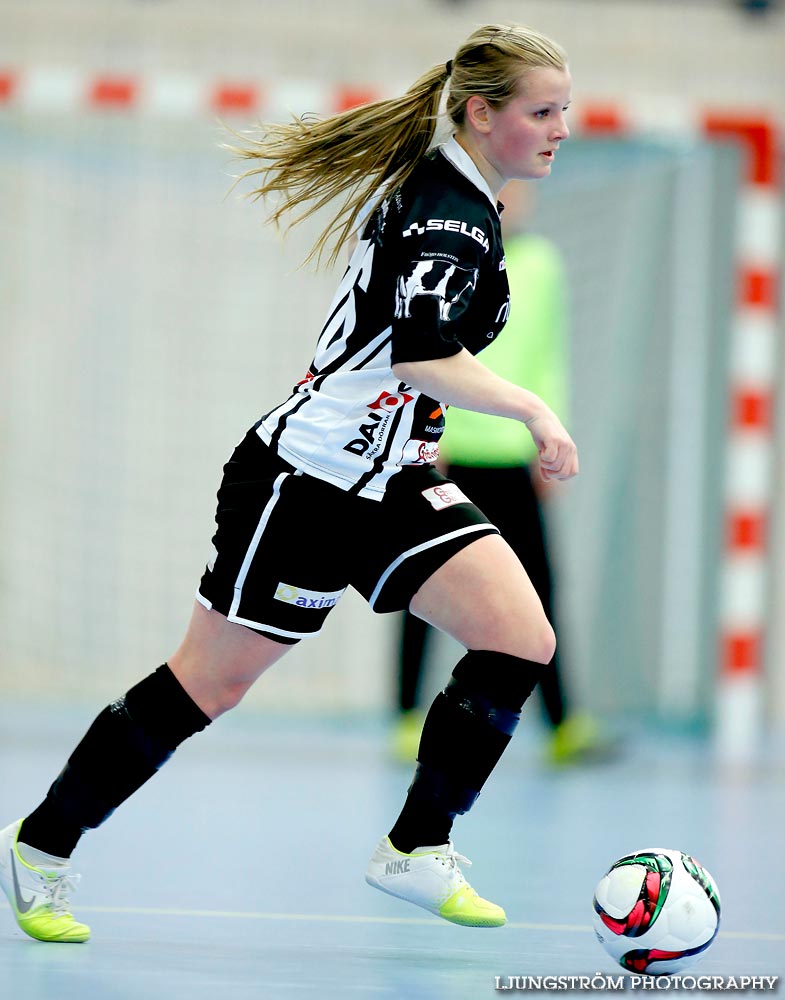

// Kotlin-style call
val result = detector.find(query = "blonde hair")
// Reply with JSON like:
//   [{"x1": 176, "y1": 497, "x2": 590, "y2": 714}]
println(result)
[{"x1": 232, "y1": 23, "x2": 567, "y2": 266}]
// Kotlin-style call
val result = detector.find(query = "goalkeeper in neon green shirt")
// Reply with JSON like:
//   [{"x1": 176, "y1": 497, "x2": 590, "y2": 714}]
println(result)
[{"x1": 396, "y1": 226, "x2": 607, "y2": 765}]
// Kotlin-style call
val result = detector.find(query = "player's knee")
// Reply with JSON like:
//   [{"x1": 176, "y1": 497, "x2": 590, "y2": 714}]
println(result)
[
  {"x1": 481, "y1": 615, "x2": 555, "y2": 665},
  {"x1": 206, "y1": 679, "x2": 252, "y2": 717},
  {"x1": 176, "y1": 674, "x2": 251, "y2": 718},
  {"x1": 533, "y1": 621, "x2": 556, "y2": 665},
  {"x1": 518, "y1": 620, "x2": 556, "y2": 665}
]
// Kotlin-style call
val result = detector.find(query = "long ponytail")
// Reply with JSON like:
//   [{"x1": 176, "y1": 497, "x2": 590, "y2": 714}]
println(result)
[{"x1": 230, "y1": 63, "x2": 449, "y2": 266}]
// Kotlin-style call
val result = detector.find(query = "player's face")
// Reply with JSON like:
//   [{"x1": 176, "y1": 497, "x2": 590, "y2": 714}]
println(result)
[{"x1": 483, "y1": 66, "x2": 572, "y2": 184}]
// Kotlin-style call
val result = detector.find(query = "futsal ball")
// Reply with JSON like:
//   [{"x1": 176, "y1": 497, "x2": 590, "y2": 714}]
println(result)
[{"x1": 592, "y1": 849, "x2": 720, "y2": 976}]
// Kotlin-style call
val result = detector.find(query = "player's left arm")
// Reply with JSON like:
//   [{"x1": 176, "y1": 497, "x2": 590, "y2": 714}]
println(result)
[{"x1": 393, "y1": 349, "x2": 578, "y2": 482}]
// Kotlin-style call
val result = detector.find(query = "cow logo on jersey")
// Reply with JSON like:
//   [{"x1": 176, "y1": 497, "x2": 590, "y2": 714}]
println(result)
[
  {"x1": 403, "y1": 219, "x2": 489, "y2": 253},
  {"x1": 368, "y1": 390, "x2": 414, "y2": 413},
  {"x1": 395, "y1": 260, "x2": 478, "y2": 323}
]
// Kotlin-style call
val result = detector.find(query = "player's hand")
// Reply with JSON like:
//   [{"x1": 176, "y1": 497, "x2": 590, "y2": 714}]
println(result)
[{"x1": 524, "y1": 412, "x2": 579, "y2": 482}]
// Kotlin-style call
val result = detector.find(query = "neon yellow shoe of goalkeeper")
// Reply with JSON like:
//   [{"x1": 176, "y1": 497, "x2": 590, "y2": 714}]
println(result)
[
  {"x1": 548, "y1": 712, "x2": 620, "y2": 766},
  {"x1": 391, "y1": 710, "x2": 424, "y2": 764},
  {"x1": 0, "y1": 819, "x2": 90, "y2": 943}
]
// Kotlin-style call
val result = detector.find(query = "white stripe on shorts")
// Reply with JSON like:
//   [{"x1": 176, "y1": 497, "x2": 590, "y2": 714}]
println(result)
[
  {"x1": 226, "y1": 614, "x2": 319, "y2": 640},
  {"x1": 368, "y1": 523, "x2": 497, "y2": 610},
  {"x1": 195, "y1": 589, "x2": 319, "y2": 640},
  {"x1": 229, "y1": 471, "x2": 290, "y2": 621}
]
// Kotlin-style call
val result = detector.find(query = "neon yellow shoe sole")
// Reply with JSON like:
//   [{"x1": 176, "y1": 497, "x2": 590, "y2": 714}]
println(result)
[
  {"x1": 439, "y1": 886, "x2": 507, "y2": 927},
  {"x1": 17, "y1": 909, "x2": 91, "y2": 943}
]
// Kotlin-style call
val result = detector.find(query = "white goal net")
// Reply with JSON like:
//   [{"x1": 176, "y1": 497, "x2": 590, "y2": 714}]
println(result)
[{"x1": 0, "y1": 112, "x2": 737, "y2": 720}]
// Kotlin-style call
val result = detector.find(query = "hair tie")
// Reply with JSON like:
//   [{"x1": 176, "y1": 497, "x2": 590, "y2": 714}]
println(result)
[{"x1": 444, "y1": 59, "x2": 453, "y2": 78}]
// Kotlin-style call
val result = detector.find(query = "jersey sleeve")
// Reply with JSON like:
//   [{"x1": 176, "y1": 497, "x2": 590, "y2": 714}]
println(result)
[{"x1": 389, "y1": 220, "x2": 488, "y2": 365}]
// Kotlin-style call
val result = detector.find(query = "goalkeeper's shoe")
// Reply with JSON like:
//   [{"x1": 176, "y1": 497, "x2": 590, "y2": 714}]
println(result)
[
  {"x1": 365, "y1": 836, "x2": 506, "y2": 927},
  {"x1": 548, "y1": 713, "x2": 620, "y2": 766},
  {"x1": 0, "y1": 819, "x2": 90, "y2": 943}
]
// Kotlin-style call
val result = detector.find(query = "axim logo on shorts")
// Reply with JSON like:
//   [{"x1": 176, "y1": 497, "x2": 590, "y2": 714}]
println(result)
[{"x1": 274, "y1": 584, "x2": 346, "y2": 609}]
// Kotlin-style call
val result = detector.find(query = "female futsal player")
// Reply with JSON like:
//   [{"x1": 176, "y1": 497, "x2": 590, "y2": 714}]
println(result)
[{"x1": 0, "y1": 23, "x2": 576, "y2": 941}]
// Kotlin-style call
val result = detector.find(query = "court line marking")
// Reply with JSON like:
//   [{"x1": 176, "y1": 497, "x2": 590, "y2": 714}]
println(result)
[{"x1": 3, "y1": 903, "x2": 779, "y2": 941}]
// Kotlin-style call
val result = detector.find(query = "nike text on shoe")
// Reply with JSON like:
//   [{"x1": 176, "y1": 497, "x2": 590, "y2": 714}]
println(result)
[
  {"x1": 0, "y1": 820, "x2": 90, "y2": 943},
  {"x1": 365, "y1": 836, "x2": 506, "y2": 928}
]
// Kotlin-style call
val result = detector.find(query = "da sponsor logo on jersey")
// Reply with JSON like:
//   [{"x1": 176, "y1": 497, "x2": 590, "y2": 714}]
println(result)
[
  {"x1": 368, "y1": 389, "x2": 414, "y2": 413},
  {"x1": 402, "y1": 219, "x2": 489, "y2": 253},
  {"x1": 395, "y1": 260, "x2": 478, "y2": 323},
  {"x1": 343, "y1": 409, "x2": 390, "y2": 458},
  {"x1": 422, "y1": 482, "x2": 471, "y2": 511},
  {"x1": 274, "y1": 583, "x2": 346, "y2": 609},
  {"x1": 344, "y1": 388, "x2": 414, "y2": 457}
]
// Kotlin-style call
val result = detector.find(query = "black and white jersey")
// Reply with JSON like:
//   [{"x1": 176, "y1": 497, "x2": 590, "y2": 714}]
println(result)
[{"x1": 258, "y1": 136, "x2": 511, "y2": 500}]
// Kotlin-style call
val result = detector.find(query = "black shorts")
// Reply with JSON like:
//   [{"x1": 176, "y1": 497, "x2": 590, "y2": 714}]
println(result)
[{"x1": 197, "y1": 426, "x2": 498, "y2": 642}]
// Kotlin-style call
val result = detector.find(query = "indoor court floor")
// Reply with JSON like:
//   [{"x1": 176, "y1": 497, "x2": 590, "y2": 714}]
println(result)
[{"x1": 1, "y1": 700, "x2": 783, "y2": 999}]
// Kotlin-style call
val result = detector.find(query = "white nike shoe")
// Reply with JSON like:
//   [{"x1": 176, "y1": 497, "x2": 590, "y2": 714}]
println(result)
[
  {"x1": 0, "y1": 819, "x2": 90, "y2": 943},
  {"x1": 365, "y1": 836, "x2": 506, "y2": 927}
]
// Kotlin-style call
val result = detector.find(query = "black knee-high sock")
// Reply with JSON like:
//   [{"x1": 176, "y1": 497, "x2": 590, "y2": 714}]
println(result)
[
  {"x1": 388, "y1": 650, "x2": 544, "y2": 853},
  {"x1": 21, "y1": 664, "x2": 211, "y2": 858}
]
